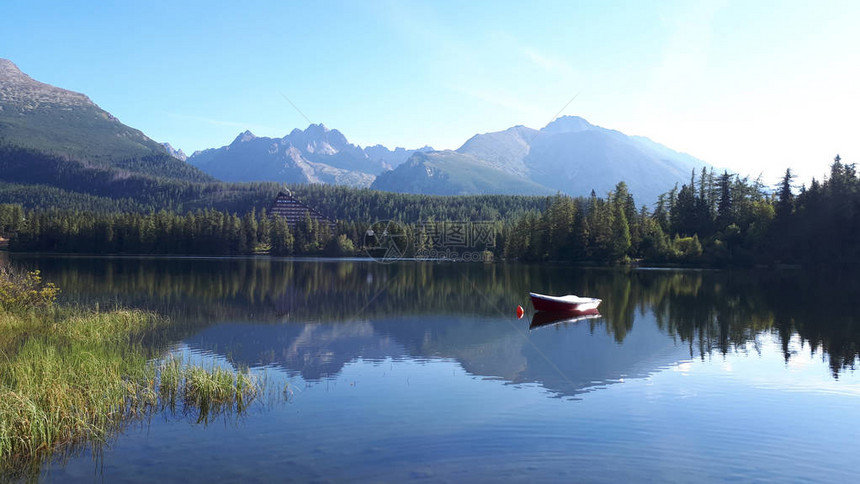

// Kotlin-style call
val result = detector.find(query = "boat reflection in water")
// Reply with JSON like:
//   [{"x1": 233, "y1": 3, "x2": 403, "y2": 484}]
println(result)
[{"x1": 529, "y1": 308, "x2": 602, "y2": 330}]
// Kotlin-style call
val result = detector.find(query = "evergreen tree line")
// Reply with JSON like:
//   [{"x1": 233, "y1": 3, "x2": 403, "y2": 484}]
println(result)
[
  {"x1": 770, "y1": 155, "x2": 860, "y2": 266},
  {"x1": 2, "y1": 208, "x2": 358, "y2": 257},
  {"x1": 0, "y1": 204, "x2": 24, "y2": 238},
  {"x1": 285, "y1": 184, "x2": 550, "y2": 222},
  {"x1": 0, "y1": 206, "x2": 504, "y2": 258},
  {"x1": 2, "y1": 155, "x2": 858, "y2": 266},
  {"x1": 504, "y1": 156, "x2": 860, "y2": 266},
  {"x1": 503, "y1": 175, "x2": 762, "y2": 264}
]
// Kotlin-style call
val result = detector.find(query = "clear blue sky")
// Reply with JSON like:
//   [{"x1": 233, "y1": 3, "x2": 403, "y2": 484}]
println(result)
[{"x1": 5, "y1": 0, "x2": 859, "y2": 185}]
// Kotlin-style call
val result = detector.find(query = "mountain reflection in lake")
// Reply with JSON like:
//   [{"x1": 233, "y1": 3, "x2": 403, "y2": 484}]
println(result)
[{"x1": 9, "y1": 255, "x2": 860, "y2": 482}]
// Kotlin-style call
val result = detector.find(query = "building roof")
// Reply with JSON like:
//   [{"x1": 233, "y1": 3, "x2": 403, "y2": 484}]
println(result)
[{"x1": 269, "y1": 191, "x2": 334, "y2": 226}]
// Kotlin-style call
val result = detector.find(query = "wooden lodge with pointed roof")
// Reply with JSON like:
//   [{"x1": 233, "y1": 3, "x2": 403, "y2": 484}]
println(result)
[{"x1": 269, "y1": 190, "x2": 335, "y2": 229}]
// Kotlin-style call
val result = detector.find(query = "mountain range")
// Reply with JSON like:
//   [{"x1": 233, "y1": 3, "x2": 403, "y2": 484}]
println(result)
[
  {"x1": 187, "y1": 125, "x2": 432, "y2": 187},
  {"x1": 372, "y1": 116, "x2": 708, "y2": 202},
  {"x1": 1, "y1": 57, "x2": 712, "y2": 207},
  {"x1": 192, "y1": 116, "x2": 710, "y2": 203}
]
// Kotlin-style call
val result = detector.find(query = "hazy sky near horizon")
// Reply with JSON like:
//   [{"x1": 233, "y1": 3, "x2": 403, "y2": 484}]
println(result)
[{"x1": 5, "y1": 0, "x2": 859, "y2": 185}]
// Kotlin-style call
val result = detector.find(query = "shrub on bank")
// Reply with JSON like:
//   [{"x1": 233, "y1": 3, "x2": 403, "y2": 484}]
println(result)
[{"x1": 0, "y1": 268, "x2": 59, "y2": 311}]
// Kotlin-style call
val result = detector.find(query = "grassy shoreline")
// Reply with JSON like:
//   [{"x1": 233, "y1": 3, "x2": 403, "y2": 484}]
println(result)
[{"x1": 0, "y1": 267, "x2": 262, "y2": 478}]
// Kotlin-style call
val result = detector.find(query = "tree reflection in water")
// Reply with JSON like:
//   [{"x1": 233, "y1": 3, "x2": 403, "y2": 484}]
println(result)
[{"x1": 11, "y1": 255, "x2": 860, "y2": 378}]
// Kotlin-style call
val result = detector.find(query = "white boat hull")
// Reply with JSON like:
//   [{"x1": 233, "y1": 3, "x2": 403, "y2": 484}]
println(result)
[{"x1": 529, "y1": 292, "x2": 602, "y2": 312}]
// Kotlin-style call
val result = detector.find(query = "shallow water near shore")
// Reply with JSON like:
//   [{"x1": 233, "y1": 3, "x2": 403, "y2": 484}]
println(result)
[{"x1": 6, "y1": 254, "x2": 860, "y2": 482}]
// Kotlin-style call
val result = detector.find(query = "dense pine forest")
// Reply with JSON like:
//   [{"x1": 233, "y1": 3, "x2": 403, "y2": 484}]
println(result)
[
  {"x1": 1, "y1": 156, "x2": 857, "y2": 267},
  {"x1": 505, "y1": 156, "x2": 860, "y2": 266}
]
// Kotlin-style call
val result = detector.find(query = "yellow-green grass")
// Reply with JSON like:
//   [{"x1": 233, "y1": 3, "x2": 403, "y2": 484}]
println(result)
[
  {"x1": 0, "y1": 270, "x2": 261, "y2": 476},
  {"x1": 157, "y1": 355, "x2": 260, "y2": 423},
  {"x1": 0, "y1": 308, "x2": 160, "y2": 472}
]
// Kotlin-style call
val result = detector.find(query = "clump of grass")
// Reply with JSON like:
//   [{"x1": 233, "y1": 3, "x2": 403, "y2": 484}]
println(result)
[
  {"x1": 0, "y1": 266, "x2": 263, "y2": 477},
  {"x1": 0, "y1": 308, "x2": 159, "y2": 474},
  {"x1": 157, "y1": 356, "x2": 260, "y2": 423}
]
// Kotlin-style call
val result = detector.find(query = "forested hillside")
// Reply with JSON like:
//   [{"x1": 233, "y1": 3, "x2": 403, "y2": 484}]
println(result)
[
  {"x1": 0, "y1": 58, "x2": 258, "y2": 213},
  {"x1": 285, "y1": 184, "x2": 550, "y2": 222},
  {"x1": 0, "y1": 144, "x2": 282, "y2": 213},
  {"x1": 3, "y1": 155, "x2": 858, "y2": 268}
]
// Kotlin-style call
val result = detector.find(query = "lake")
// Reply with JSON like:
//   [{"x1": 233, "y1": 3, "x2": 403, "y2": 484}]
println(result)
[{"x1": 4, "y1": 254, "x2": 860, "y2": 482}]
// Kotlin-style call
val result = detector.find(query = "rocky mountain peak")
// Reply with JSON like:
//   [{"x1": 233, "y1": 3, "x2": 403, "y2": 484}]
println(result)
[
  {"x1": 0, "y1": 58, "x2": 24, "y2": 78},
  {"x1": 304, "y1": 123, "x2": 329, "y2": 134},
  {"x1": 232, "y1": 130, "x2": 257, "y2": 144},
  {"x1": 0, "y1": 58, "x2": 92, "y2": 108},
  {"x1": 541, "y1": 115, "x2": 593, "y2": 134},
  {"x1": 188, "y1": 122, "x2": 434, "y2": 186},
  {"x1": 161, "y1": 142, "x2": 188, "y2": 161}
]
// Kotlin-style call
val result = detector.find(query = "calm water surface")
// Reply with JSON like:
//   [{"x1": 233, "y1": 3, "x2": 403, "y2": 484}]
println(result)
[{"x1": 6, "y1": 255, "x2": 860, "y2": 482}]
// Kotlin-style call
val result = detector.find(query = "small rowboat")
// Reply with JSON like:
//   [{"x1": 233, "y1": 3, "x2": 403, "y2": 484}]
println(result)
[
  {"x1": 529, "y1": 292, "x2": 601, "y2": 312},
  {"x1": 530, "y1": 308, "x2": 601, "y2": 330}
]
